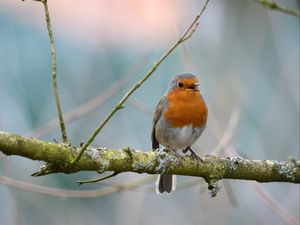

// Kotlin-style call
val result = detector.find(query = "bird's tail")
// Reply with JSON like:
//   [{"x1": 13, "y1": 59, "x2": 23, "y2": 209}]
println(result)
[{"x1": 155, "y1": 174, "x2": 176, "y2": 194}]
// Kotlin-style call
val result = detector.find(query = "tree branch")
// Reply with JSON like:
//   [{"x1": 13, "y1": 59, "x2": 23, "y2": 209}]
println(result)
[
  {"x1": 255, "y1": 0, "x2": 300, "y2": 17},
  {"x1": 41, "y1": 0, "x2": 69, "y2": 143},
  {"x1": 1, "y1": 131, "x2": 299, "y2": 184},
  {"x1": 25, "y1": 53, "x2": 150, "y2": 139}
]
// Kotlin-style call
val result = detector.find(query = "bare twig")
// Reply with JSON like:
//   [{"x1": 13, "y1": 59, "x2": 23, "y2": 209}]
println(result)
[
  {"x1": 128, "y1": 98, "x2": 153, "y2": 116},
  {"x1": 228, "y1": 145, "x2": 300, "y2": 224},
  {"x1": 70, "y1": 0, "x2": 210, "y2": 165},
  {"x1": 208, "y1": 109, "x2": 299, "y2": 223},
  {"x1": 255, "y1": 0, "x2": 300, "y2": 17},
  {"x1": 77, "y1": 172, "x2": 119, "y2": 185},
  {"x1": 41, "y1": 0, "x2": 68, "y2": 143},
  {"x1": 3, "y1": 162, "x2": 20, "y2": 225},
  {"x1": 210, "y1": 108, "x2": 240, "y2": 155},
  {"x1": 0, "y1": 173, "x2": 205, "y2": 196},
  {"x1": 250, "y1": 182, "x2": 299, "y2": 225},
  {"x1": 25, "y1": 53, "x2": 149, "y2": 139},
  {"x1": 221, "y1": 116, "x2": 299, "y2": 223},
  {"x1": 0, "y1": 174, "x2": 154, "y2": 198}
]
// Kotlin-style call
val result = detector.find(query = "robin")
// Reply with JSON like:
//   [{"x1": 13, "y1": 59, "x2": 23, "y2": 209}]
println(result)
[{"x1": 152, "y1": 73, "x2": 208, "y2": 194}]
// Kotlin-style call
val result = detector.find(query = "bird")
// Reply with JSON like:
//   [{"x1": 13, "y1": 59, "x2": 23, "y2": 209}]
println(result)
[{"x1": 151, "y1": 73, "x2": 208, "y2": 194}]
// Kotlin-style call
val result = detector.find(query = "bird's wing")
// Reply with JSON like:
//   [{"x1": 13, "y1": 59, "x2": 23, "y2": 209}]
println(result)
[{"x1": 151, "y1": 97, "x2": 167, "y2": 149}]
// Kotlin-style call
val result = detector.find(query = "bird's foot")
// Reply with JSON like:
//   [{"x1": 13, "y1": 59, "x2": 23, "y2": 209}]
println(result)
[{"x1": 183, "y1": 147, "x2": 204, "y2": 162}]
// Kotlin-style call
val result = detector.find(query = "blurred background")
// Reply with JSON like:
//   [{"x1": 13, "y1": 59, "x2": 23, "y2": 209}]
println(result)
[{"x1": 0, "y1": 0, "x2": 299, "y2": 225}]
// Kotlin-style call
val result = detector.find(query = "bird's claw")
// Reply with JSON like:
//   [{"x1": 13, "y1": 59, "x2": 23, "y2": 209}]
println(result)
[
  {"x1": 190, "y1": 150, "x2": 204, "y2": 162},
  {"x1": 184, "y1": 147, "x2": 204, "y2": 162}
]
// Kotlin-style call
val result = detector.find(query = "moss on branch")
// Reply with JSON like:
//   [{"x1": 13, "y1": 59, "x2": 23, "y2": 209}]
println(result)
[{"x1": 0, "y1": 131, "x2": 299, "y2": 183}]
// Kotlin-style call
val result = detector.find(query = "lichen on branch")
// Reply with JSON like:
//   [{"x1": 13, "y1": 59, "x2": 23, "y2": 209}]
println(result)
[{"x1": 0, "y1": 131, "x2": 299, "y2": 184}]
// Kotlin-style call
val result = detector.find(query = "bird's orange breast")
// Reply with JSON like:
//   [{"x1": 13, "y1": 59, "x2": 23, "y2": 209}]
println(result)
[{"x1": 164, "y1": 89, "x2": 208, "y2": 128}]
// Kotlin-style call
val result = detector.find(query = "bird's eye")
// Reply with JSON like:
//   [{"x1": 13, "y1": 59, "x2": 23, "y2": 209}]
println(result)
[{"x1": 178, "y1": 82, "x2": 184, "y2": 88}]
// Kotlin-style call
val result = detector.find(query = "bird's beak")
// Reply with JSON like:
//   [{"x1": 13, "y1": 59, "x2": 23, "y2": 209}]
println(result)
[{"x1": 187, "y1": 83, "x2": 199, "y2": 91}]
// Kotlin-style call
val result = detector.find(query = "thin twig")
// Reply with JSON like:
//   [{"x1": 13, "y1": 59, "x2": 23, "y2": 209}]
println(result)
[
  {"x1": 41, "y1": 0, "x2": 68, "y2": 143},
  {"x1": 128, "y1": 98, "x2": 153, "y2": 116},
  {"x1": 255, "y1": 0, "x2": 300, "y2": 17},
  {"x1": 250, "y1": 182, "x2": 299, "y2": 225},
  {"x1": 208, "y1": 108, "x2": 299, "y2": 222},
  {"x1": 209, "y1": 111, "x2": 299, "y2": 224},
  {"x1": 77, "y1": 172, "x2": 119, "y2": 185},
  {"x1": 71, "y1": 0, "x2": 210, "y2": 165},
  {"x1": 210, "y1": 108, "x2": 240, "y2": 155},
  {"x1": 0, "y1": 174, "x2": 154, "y2": 198},
  {"x1": 25, "y1": 53, "x2": 149, "y2": 139}
]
